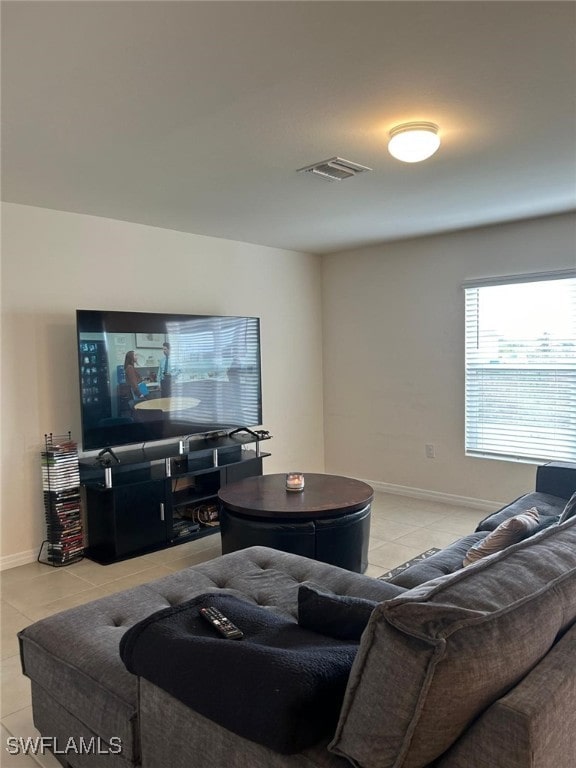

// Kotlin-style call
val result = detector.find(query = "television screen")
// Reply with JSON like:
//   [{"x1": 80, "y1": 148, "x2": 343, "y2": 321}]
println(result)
[{"x1": 76, "y1": 310, "x2": 262, "y2": 451}]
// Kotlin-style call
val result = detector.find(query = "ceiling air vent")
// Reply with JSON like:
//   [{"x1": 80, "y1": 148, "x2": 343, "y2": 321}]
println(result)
[{"x1": 297, "y1": 157, "x2": 372, "y2": 182}]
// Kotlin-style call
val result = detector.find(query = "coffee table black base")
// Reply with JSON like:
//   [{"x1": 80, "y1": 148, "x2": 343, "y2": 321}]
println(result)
[{"x1": 219, "y1": 503, "x2": 371, "y2": 573}]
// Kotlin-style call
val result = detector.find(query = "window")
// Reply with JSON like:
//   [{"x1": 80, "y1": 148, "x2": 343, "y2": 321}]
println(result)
[{"x1": 464, "y1": 271, "x2": 576, "y2": 463}]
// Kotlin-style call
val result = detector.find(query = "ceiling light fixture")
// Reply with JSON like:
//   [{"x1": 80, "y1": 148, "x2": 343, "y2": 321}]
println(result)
[{"x1": 388, "y1": 122, "x2": 440, "y2": 163}]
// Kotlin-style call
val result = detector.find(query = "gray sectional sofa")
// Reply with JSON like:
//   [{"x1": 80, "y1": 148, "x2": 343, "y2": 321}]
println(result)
[{"x1": 18, "y1": 462, "x2": 576, "y2": 768}]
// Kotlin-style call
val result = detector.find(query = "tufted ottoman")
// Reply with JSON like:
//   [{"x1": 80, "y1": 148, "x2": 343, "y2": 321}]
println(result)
[{"x1": 18, "y1": 546, "x2": 398, "y2": 768}]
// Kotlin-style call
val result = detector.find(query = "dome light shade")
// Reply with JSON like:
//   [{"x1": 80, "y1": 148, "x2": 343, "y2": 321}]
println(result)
[{"x1": 388, "y1": 122, "x2": 440, "y2": 163}]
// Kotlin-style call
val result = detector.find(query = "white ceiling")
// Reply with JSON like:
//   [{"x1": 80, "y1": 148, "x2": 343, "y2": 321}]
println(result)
[{"x1": 2, "y1": 1, "x2": 575, "y2": 254}]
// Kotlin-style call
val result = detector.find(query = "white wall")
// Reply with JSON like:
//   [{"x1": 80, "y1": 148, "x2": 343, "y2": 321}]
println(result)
[
  {"x1": 0, "y1": 203, "x2": 325, "y2": 567},
  {"x1": 322, "y1": 213, "x2": 576, "y2": 506},
  {"x1": 2, "y1": 205, "x2": 573, "y2": 566}
]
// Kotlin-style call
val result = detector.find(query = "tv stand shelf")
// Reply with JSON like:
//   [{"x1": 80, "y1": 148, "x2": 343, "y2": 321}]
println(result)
[{"x1": 79, "y1": 435, "x2": 271, "y2": 564}]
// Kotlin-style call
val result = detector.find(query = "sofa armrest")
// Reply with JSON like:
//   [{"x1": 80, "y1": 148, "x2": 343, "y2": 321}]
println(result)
[
  {"x1": 535, "y1": 462, "x2": 576, "y2": 500},
  {"x1": 434, "y1": 621, "x2": 576, "y2": 768}
]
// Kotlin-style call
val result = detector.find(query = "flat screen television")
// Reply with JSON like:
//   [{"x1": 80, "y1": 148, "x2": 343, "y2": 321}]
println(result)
[{"x1": 76, "y1": 309, "x2": 262, "y2": 452}]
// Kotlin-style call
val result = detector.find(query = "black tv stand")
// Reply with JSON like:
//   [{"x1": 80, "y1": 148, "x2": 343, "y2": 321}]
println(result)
[{"x1": 79, "y1": 433, "x2": 271, "y2": 564}]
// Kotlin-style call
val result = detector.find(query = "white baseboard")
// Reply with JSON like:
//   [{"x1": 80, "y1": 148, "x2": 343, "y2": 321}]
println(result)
[
  {"x1": 364, "y1": 479, "x2": 503, "y2": 513},
  {"x1": 0, "y1": 549, "x2": 39, "y2": 571}
]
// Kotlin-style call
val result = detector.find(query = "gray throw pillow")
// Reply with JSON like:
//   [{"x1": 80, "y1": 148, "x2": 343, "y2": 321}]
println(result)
[
  {"x1": 559, "y1": 491, "x2": 576, "y2": 523},
  {"x1": 298, "y1": 585, "x2": 378, "y2": 641},
  {"x1": 463, "y1": 507, "x2": 540, "y2": 566}
]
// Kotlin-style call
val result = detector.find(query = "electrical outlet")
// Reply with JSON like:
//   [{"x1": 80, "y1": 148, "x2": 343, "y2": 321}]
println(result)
[{"x1": 425, "y1": 443, "x2": 436, "y2": 459}]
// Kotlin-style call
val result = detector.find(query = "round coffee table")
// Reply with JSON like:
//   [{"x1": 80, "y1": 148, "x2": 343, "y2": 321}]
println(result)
[{"x1": 218, "y1": 473, "x2": 373, "y2": 573}]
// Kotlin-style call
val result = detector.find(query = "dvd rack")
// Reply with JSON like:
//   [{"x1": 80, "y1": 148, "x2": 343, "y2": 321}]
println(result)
[{"x1": 38, "y1": 433, "x2": 84, "y2": 566}]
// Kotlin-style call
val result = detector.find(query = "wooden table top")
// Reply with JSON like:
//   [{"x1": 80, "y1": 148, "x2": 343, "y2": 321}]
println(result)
[
  {"x1": 134, "y1": 396, "x2": 200, "y2": 412},
  {"x1": 218, "y1": 473, "x2": 374, "y2": 519}
]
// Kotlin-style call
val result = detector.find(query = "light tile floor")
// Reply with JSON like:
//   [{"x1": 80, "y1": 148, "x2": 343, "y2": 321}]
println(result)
[{"x1": 0, "y1": 492, "x2": 490, "y2": 767}]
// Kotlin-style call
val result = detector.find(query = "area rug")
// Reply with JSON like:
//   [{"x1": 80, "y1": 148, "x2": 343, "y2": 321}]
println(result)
[{"x1": 378, "y1": 548, "x2": 441, "y2": 581}]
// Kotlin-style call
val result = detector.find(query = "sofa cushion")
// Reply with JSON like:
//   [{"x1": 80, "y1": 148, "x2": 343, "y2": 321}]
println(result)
[
  {"x1": 298, "y1": 584, "x2": 382, "y2": 641},
  {"x1": 463, "y1": 507, "x2": 540, "y2": 566},
  {"x1": 560, "y1": 491, "x2": 576, "y2": 523},
  {"x1": 434, "y1": 620, "x2": 576, "y2": 768},
  {"x1": 531, "y1": 515, "x2": 561, "y2": 535},
  {"x1": 388, "y1": 532, "x2": 487, "y2": 588},
  {"x1": 329, "y1": 515, "x2": 576, "y2": 768},
  {"x1": 475, "y1": 491, "x2": 565, "y2": 531}
]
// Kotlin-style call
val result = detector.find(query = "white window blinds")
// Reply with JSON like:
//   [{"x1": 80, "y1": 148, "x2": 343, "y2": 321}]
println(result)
[{"x1": 464, "y1": 271, "x2": 576, "y2": 463}]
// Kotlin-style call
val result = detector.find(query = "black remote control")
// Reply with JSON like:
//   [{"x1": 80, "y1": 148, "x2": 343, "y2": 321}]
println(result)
[{"x1": 199, "y1": 606, "x2": 244, "y2": 640}]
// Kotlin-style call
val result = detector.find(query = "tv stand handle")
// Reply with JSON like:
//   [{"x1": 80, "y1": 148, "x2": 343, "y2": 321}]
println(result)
[
  {"x1": 228, "y1": 427, "x2": 270, "y2": 441},
  {"x1": 229, "y1": 427, "x2": 259, "y2": 439},
  {"x1": 97, "y1": 447, "x2": 120, "y2": 465}
]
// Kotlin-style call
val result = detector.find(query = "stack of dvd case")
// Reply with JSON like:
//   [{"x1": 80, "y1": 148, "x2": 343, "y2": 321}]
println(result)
[{"x1": 39, "y1": 433, "x2": 84, "y2": 566}]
